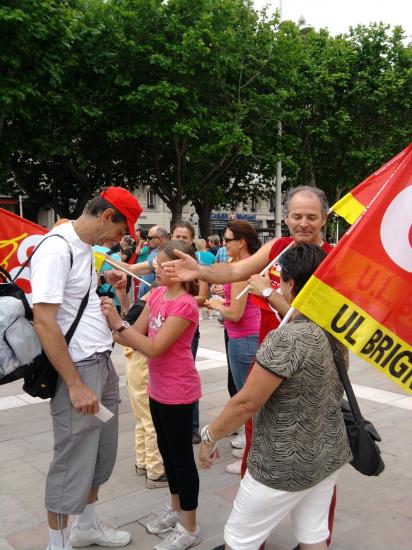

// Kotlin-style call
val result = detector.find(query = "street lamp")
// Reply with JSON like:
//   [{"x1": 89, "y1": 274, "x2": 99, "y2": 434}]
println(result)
[{"x1": 274, "y1": 9, "x2": 312, "y2": 237}]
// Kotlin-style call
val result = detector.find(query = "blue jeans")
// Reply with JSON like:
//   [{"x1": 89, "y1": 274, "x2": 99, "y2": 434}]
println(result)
[{"x1": 228, "y1": 334, "x2": 259, "y2": 391}]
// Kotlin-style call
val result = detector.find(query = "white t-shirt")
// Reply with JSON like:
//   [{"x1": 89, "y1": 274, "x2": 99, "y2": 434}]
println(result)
[{"x1": 31, "y1": 222, "x2": 113, "y2": 362}]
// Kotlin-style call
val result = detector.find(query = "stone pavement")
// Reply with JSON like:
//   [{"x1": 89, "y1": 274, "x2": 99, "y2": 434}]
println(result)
[{"x1": 0, "y1": 318, "x2": 412, "y2": 550}]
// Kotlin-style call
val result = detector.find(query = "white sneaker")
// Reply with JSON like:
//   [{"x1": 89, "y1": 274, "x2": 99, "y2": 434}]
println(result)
[
  {"x1": 225, "y1": 460, "x2": 242, "y2": 475},
  {"x1": 146, "y1": 504, "x2": 179, "y2": 534},
  {"x1": 154, "y1": 522, "x2": 201, "y2": 550},
  {"x1": 232, "y1": 447, "x2": 244, "y2": 459},
  {"x1": 70, "y1": 520, "x2": 131, "y2": 547},
  {"x1": 230, "y1": 433, "x2": 246, "y2": 449}
]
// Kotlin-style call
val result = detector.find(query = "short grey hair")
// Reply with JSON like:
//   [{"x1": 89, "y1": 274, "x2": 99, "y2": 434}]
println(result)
[
  {"x1": 284, "y1": 186, "x2": 329, "y2": 217},
  {"x1": 156, "y1": 226, "x2": 169, "y2": 239}
]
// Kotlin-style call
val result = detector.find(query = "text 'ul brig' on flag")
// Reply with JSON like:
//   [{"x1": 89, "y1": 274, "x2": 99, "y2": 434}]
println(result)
[
  {"x1": 331, "y1": 143, "x2": 412, "y2": 224},
  {"x1": 293, "y1": 146, "x2": 412, "y2": 395}
]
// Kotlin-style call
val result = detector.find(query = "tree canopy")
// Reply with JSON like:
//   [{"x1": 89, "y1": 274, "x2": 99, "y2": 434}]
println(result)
[{"x1": 1, "y1": 0, "x2": 411, "y2": 231}]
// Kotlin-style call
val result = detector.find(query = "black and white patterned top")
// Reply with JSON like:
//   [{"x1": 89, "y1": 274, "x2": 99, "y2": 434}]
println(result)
[{"x1": 248, "y1": 316, "x2": 352, "y2": 492}]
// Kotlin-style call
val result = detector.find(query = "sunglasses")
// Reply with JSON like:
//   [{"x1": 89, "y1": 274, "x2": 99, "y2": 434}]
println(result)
[
  {"x1": 147, "y1": 235, "x2": 160, "y2": 240},
  {"x1": 224, "y1": 237, "x2": 239, "y2": 242}
]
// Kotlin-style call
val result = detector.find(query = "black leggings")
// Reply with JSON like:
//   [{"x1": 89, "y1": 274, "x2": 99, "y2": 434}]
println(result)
[{"x1": 149, "y1": 398, "x2": 199, "y2": 511}]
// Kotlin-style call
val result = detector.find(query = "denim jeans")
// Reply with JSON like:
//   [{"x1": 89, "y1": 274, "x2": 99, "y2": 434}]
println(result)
[{"x1": 228, "y1": 334, "x2": 259, "y2": 391}]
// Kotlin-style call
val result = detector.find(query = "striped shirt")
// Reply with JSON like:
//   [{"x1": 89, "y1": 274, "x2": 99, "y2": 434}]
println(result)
[{"x1": 248, "y1": 317, "x2": 352, "y2": 492}]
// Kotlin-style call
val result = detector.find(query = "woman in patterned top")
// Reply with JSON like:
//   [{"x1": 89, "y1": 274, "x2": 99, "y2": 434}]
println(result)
[{"x1": 198, "y1": 243, "x2": 352, "y2": 550}]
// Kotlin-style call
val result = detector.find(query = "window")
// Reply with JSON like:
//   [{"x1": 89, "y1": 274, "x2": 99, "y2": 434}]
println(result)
[
  {"x1": 147, "y1": 190, "x2": 156, "y2": 209},
  {"x1": 251, "y1": 197, "x2": 257, "y2": 212}
]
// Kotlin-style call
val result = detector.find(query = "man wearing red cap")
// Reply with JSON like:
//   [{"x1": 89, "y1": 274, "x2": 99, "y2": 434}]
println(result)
[{"x1": 31, "y1": 187, "x2": 141, "y2": 550}]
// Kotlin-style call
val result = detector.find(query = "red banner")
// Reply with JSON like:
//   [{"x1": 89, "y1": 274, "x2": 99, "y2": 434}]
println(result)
[
  {"x1": 331, "y1": 142, "x2": 412, "y2": 224},
  {"x1": 293, "y1": 147, "x2": 412, "y2": 395},
  {"x1": 0, "y1": 208, "x2": 47, "y2": 295}
]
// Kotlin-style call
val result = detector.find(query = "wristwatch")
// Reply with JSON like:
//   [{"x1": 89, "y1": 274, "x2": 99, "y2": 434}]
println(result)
[
  {"x1": 262, "y1": 287, "x2": 274, "y2": 300},
  {"x1": 115, "y1": 320, "x2": 130, "y2": 333}
]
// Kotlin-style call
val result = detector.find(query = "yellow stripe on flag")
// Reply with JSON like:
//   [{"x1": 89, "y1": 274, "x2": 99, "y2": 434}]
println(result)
[
  {"x1": 331, "y1": 193, "x2": 365, "y2": 224},
  {"x1": 293, "y1": 277, "x2": 412, "y2": 395},
  {"x1": 93, "y1": 251, "x2": 106, "y2": 272}
]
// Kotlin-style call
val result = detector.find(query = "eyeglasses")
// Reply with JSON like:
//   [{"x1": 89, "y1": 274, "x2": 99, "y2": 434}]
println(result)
[{"x1": 224, "y1": 237, "x2": 239, "y2": 242}]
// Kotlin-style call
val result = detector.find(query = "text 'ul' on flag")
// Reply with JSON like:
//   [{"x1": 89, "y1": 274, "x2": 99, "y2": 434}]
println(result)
[{"x1": 293, "y1": 144, "x2": 412, "y2": 395}]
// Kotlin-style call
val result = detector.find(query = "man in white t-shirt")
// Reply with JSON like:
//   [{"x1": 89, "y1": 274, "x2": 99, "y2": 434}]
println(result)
[{"x1": 31, "y1": 187, "x2": 142, "y2": 550}]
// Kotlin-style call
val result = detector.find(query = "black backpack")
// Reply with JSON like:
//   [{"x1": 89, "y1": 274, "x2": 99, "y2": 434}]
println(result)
[{"x1": 0, "y1": 235, "x2": 90, "y2": 398}]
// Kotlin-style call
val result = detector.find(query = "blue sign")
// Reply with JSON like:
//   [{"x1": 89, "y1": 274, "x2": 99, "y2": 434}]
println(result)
[{"x1": 210, "y1": 212, "x2": 256, "y2": 221}]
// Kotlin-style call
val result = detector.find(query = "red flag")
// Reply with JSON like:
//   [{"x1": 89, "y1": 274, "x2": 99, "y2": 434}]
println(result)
[
  {"x1": 331, "y1": 142, "x2": 412, "y2": 224},
  {"x1": 293, "y1": 147, "x2": 412, "y2": 395},
  {"x1": 0, "y1": 208, "x2": 47, "y2": 295}
]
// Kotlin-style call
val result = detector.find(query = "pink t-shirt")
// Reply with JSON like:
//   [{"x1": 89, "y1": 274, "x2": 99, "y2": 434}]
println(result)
[
  {"x1": 146, "y1": 287, "x2": 201, "y2": 404},
  {"x1": 223, "y1": 283, "x2": 261, "y2": 339}
]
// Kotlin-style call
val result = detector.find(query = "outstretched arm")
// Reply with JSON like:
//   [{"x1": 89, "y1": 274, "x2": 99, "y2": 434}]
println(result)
[{"x1": 163, "y1": 240, "x2": 274, "y2": 284}]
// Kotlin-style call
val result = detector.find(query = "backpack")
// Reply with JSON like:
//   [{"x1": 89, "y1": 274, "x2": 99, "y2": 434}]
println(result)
[{"x1": 0, "y1": 234, "x2": 90, "y2": 398}]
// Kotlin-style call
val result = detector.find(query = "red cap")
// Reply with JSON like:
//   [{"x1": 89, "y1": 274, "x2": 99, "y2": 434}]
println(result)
[{"x1": 100, "y1": 187, "x2": 142, "y2": 240}]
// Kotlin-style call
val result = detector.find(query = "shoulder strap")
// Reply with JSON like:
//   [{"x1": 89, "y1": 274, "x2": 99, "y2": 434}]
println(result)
[
  {"x1": 323, "y1": 330, "x2": 364, "y2": 423},
  {"x1": 64, "y1": 260, "x2": 93, "y2": 344},
  {"x1": 13, "y1": 234, "x2": 73, "y2": 282}
]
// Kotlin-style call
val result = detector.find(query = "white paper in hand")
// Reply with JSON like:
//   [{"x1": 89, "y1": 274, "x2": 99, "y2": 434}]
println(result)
[{"x1": 94, "y1": 403, "x2": 114, "y2": 423}]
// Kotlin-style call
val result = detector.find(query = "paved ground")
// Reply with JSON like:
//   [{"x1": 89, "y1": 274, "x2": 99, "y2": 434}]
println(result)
[{"x1": 1, "y1": 318, "x2": 412, "y2": 550}]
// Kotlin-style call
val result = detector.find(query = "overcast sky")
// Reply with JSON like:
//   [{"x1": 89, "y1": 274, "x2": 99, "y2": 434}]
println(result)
[{"x1": 254, "y1": 0, "x2": 412, "y2": 39}]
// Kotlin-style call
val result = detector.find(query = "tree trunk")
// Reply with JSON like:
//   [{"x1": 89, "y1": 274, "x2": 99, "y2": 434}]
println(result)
[
  {"x1": 169, "y1": 198, "x2": 184, "y2": 229},
  {"x1": 194, "y1": 201, "x2": 212, "y2": 239}
]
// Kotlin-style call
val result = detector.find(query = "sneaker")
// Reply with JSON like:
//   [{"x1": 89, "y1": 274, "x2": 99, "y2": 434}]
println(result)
[
  {"x1": 135, "y1": 465, "x2": 147, "y2": 476},
  {"x1": 70, "y1": 520, "x2": 131, "y2": 547},
  {"x1": 230, "y1": 433, "x2": 246, "y2": 449},
  {"x1": 232, "y1": 447, "x2": 244, "y2": 459},
  {"x1": 192, "y1": 432, "x2": 201, "y2": 445},
  {"x1": 46, "y1": 545, "x2": 73, "y2": 550},
  {"x1": 146, "y1": 504, "x2": 179, "y2": 534},
  {"x1": 154, "y1": 522, "x2": 201, "y2": 550},
  {"x1": 225, "y1": 460, "x2": 242, "y2": 475},
  {"x1": 146, "y1": 473, "x2": 168, "y2": 489}
]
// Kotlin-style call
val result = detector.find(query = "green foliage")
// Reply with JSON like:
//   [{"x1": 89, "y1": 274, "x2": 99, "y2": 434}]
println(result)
[{"x1": 0, "y1": 0, "x2": 411, "y2": 229}]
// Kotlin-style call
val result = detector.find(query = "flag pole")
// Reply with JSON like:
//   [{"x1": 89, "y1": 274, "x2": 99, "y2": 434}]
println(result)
[
  {"x1": 235, "y1": 242, "x2": 293, "y2": 300},
  {"x1": 103, "y1": 257, "x2": 152, "y2": 288}
]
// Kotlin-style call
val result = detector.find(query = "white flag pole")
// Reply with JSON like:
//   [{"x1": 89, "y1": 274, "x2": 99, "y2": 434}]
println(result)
[
  {"x1": 235, "y1": 242, "x2": 293, "y2": 300},
  {"x1": 103, "y1": 257, "x2": 152, "y2": 287}
]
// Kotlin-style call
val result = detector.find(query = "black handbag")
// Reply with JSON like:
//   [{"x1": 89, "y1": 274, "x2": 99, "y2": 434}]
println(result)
[
  {"x1": 324, "y1": 331, "x2": 385, "y2": 477},
  {"x1": 23, "y1": 265, "x2": 92, "y2": 400}
]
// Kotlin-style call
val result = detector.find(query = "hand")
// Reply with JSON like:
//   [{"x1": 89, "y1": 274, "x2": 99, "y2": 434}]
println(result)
[
  {"x1": 162, "y1": 250, "x2": 201, "y2": 281},
  {"x1": 106, "y1": 269, "x2": 127, "y2": 290},
  {"x1": 204, "y1": 299, "x2": 222, "y2": 311},
  {"x1": 210, "y1": 284, "x2": 224, "y2": 297},
  {"x1": 248, "y1": 274, "x2": 272, "y2": 297},
  {"x1": 100, "y1": 297, "x2": 122, "y2": 329},
  {"x1": 198, "y1": 442, "x2": 220, "y2": 469},
  {"x1": 67, "y1": 379, "x2": 99, "y2": 415}
]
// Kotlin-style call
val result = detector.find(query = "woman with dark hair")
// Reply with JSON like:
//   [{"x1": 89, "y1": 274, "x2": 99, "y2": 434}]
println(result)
[
  {"x1": 205, "y1": 220, "x2": 261, "y2": 474},
  {"x1": 199, "y1": 243, "x2": 352, "y2": 550}
]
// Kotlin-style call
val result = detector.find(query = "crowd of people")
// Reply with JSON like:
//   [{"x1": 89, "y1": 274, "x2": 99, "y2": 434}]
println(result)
[{"x1": 30, "y1": 185, "x2": 352, "y2": 550}]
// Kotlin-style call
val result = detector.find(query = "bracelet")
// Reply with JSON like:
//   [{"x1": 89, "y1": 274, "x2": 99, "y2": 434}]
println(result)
[{"x1": 201, "y1": 424, "x2": 217, "y2": 446}]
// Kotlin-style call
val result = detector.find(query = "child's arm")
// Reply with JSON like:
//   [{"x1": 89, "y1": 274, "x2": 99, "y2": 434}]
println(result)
[
  {"x1": 205, "y1": 281, "x2": 248, "y2": 322},
  {"x1": 121, "y1": 315, "x2": 192, "y2": 357},
  {"x1": 101, "y1": 297, "x2": 192, "y2": 357}
]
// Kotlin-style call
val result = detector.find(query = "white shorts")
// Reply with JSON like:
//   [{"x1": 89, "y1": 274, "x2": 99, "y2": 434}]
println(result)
[{"x1": 224, "y1": 469, "x2": 340, "y2": 550}]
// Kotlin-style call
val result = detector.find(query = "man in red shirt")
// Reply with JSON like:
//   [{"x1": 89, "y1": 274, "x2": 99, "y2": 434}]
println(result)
[{"x1": 164, "y1": 186, "x2": 336, "y2": 548}]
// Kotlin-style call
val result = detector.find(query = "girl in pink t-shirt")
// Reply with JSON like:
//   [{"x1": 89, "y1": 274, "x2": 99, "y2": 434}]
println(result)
[{"x1": 101, "y1": 241, "x2": 201, "y2": 549}]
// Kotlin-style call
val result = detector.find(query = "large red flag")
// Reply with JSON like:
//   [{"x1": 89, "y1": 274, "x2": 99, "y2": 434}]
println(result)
[
  {"x1": 331, "y1": 142, "x2": 412, "y2": 224},
  {"x1": 0, "y1": 208, "x2": 47, "y2": 296},
  {"x1": 293, "y1": 146, "x2": 412, "y2": 395}
]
